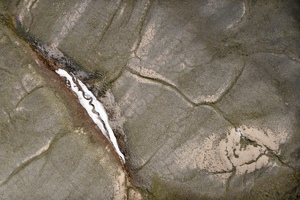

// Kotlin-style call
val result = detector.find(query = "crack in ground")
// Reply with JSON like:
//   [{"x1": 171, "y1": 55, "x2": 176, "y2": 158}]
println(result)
[
  {"x1": 224, "y1": 167, "x2": 236, "y2": 196},
  {"x1": 132, "y1": 142, "x2": 164, "y2": 172},
  {"x1": 55, "y1": 68, "x2": 125, "y2": 163},
  {"x1": 4, "y1": 18, "x2": 127, "y2": 163},
  {"x1": 126, "y1": 58, "x2": 246, "y2": 109},
  {"x1": 210, "y1": 59, "x2": 246, "y2": 105},
  {"x1": 266, "y1": 148, "x2": 296, "y2": 172},
  {"x1": 127, "y1": 67, "x2": 199, "y2": 106},
  {"x1": 14, "y1": 85, "x2": 44, "y2": 108},
  {"x1": 0, "y1": 135, "x2": 62, "y2": 187},
  {"x1": 209, "y1": 105, "x2": 237, "y2": 127},
  {"x1": 95, "y1": 0, "x2": 122, "y2": 45},
  {"x1": 130, "y1": 0, "x2": 153, "y2": 56}
]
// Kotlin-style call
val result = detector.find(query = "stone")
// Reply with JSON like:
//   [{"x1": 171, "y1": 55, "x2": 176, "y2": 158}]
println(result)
[
  {"x1": 0, "y1": 23, "x2": 127, "y2": 199},
  {"x1": 0, "y1": 0, "x2": 299, "y2": 199}
]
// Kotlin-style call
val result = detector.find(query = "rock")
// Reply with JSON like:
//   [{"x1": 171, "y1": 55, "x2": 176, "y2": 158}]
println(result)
[
  {"x1": 0, "y1": 0, "x2": 299, "y2": 199},
  {"x1": 0, "y1": 24, "x2": 127, "y2": 199}
]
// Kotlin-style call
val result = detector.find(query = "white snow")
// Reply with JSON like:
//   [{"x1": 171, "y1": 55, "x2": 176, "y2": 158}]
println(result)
[{"x1": 56, "y1": 68, "x2": 125, "y2": 163}]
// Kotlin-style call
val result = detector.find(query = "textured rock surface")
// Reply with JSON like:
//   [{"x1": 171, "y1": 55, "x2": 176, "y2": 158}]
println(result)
[
  {"x1": 0, "y1": 0, "x2": 300, "y2": 199},
  {"x1": 0, "y1": 22, "x2": 127, "y2": 199}
]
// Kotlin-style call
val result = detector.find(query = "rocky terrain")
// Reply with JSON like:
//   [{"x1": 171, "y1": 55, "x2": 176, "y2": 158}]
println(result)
[{"x1": 0, "y1": 0, "x2": 299, "y2": 199}]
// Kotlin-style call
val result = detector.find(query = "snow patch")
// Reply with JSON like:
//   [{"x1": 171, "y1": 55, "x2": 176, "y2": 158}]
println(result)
[{"x1": 55, "y1": 68, "x2": 125, "y2": 163}]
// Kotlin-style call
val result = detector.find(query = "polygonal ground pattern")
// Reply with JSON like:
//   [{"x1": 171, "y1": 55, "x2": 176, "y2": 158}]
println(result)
[
  {"x1": 0, "y1": 25, "x2": 126, "y2": 199},
  {"x1": 0, "y1": 0, "x2": 299, "y2": 199}
]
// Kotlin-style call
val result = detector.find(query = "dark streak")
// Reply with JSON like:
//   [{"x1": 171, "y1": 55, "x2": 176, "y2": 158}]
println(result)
[
  {"x1": 0, "y1": 134, "x2": 63, "y2": 187},
  {"x1": 15, "y1": 85, "x2": 44, "y2": 108},
  {"x1": 127, "y1": 67, "x2": 201, "y2": 107},
  {"x1": 211, "y1": 59, "x2": 246, "y2": 105},
  {"x1": 95, "y1": 1, "x2": 122, "y2": 45},
  {"x1": 131, "y1": 0, "x2": 153, "y2": 55}
]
